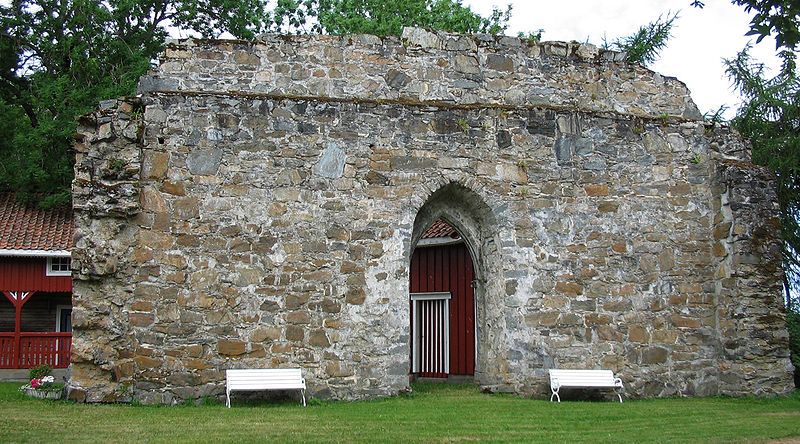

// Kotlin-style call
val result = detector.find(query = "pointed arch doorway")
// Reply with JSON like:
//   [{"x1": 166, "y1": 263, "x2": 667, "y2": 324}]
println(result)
[{"x1": 409, "y1": 219, "x2": 475, "y2": 379}]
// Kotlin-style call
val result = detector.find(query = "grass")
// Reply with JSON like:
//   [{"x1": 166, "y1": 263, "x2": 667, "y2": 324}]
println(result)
[{"x1": 0, "y1": 382, "x2": 798, "y2": 442}]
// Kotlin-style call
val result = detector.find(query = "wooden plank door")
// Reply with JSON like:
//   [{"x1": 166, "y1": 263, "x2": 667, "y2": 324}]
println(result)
[{"x1": 409, "y1": 242, "x2": 475, "y2": 377}]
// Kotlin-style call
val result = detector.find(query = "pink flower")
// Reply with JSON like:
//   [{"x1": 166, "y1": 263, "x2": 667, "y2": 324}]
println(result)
[{"x1": 30, "y1": 378, "x2": 41, "y2": 389}]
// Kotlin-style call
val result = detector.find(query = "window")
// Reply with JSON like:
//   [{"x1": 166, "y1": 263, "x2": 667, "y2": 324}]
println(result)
[{"x1": 46, "y1": 257, "x2": 71, "y2": 276}]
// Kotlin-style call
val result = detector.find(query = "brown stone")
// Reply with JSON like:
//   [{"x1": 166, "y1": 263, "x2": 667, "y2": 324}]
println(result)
[
  {"x1": 714, "y1": 222, "x2": 732, "y2": 240},
  {"x1": 131, "y1": 300, "x2": 153, "y2": 312},
  {"x1": 585, "y1": 313, "x2": 612, "y2": 326},
  {"x1": 525, "y1": 311, "x2": 559, "y2": 327},
  {"x1": 134, "y1": 355, "x2": 162, "y2": 368},
  {"x1": 286, "y1": 310, "x2": 311, "y2": 324},
  {"x1": 174, "y1": 197, "x2": 200, "y2": 220},
  {"x1": 346, "y1": 288, "x2": 366, "y2": 305},
  {"x1": 671, "y1": 314, "x2": 701, "y2": 328},
  {"x1": 184, "y1": 344, "x2": 204, "y2": 358},
  {"x1": 340, "y1": 261, "x2": 363, "y2": 273},
  {"x1": 285, "y1": 325, "x2": 304, "y2": 342},
  {"x1": 142, "y1": 151, "x2": 169, "y2": 179},
  {"x1": 628, "y1": 325, "x2": 649, "y2": 343},
  {"x1": 68, "y1": 387, "x2": 87, "y2": 403},
  {"x1": 185, "y1": 359, "x2": 213, "y2": 370},
  {"x1": 658, "y1": 250, "x2": 675, "y2": 270},
  {"x1": 309, "y1": 329, "x2": 330, "y2": 347},
  {"x1": 558, "y1": 313, "x2": 583, "y2": 326},
  {"x1": 140, "y1": 186, "x2": 168, "y2": 213},
  {"x1": 597, "y1": 201, "x2": 619, "y2": 213},
  {"x1": 641, "y1": 346, "x2": 669, "y2": 364},
  {"x1": 326, "y1": 227, "x2": 350, "y2": 241},
  {"x1": 566, "y1": 244, "x2": 587, "y2": 253},
  {"x1": 129, "y1": 312, "x2": 154, "y2": 327},
  {"x1": 324, "y1": 318, "x2": 342, "y2": 329},
  {"x1": 611, "y1": 242, "x2": 627, "y2": 253},
  {"x1": 555, "y1": 281, "x2": 583, "y2": 296},
  {"x1": 325, "y1": 361, "x2": 354, "y2": 378},
  {"x1": 113, "y1": 361, "x2": 135, "y2": 380},
  {"x1": 161, "y1": 180, "x2": 186, "y2": 196},
  {"x1": 320, "y1": 299, "x2": 341, "y2": 313},
  {"x1": 596, "y1": 325, "x2": 624, "y2": 341},
  {"x1": 652, "y1": 329, "x2": 679, "y2": 344},
  {"x1": 584, "y1": 184, "x2": 609, "y2": 196},
  {"x1": 271, "y1": 343, "x2": 293, "y2": 353},
  {"x1": 217, "y1": 340, "x2": 247, "y2": 356}
]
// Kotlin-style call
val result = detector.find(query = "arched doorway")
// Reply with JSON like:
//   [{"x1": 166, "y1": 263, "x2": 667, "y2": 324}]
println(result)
[{"x1": 409, "y1": 219, "x2": 475, "y2": 379}]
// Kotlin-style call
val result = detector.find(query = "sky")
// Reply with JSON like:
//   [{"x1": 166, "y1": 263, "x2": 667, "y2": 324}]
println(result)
[{"x1": 463, "y1": 0, "x2": 781, "y2": 119}]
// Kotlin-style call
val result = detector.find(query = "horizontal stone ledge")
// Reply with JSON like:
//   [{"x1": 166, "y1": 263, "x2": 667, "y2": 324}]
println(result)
[{"x1": 145, "y1": 88, "x2": 707, "y2": 124}]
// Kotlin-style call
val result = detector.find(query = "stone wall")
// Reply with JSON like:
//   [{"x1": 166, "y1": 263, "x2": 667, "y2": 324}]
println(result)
[{"x1": 69, "y1": 28, "x2": 793, "y2": 403}]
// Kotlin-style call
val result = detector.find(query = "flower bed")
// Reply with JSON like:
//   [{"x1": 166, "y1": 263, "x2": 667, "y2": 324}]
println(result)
[{"x1": 20, "y1": 375, "x2": 64, "y2": 400}]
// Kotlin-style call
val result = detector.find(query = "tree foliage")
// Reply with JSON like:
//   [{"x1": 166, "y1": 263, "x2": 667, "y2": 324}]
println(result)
[
  {"x1": 317, "y1": 0, "x2": 510, "y2": 37},
  {"x1": 0, "y1": 0, "x2": 290, "y2": 207},
  {"x1": 693, "y1": 0, "x2": 799, "y2": 67},
  {"x1": 725, "y1": 47, "x2": 800, "y2": 290},
  {"x1": 0, "y1": 0, "x2": 504, "y2": 207},
  {"x1": 607, "y1": 12, "x2": 678, "y2": 66}
]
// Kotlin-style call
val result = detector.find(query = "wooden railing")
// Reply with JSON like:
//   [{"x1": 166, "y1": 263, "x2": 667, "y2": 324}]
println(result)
[{"x1": 0, "y1": 332, "x2": 71, "y2": 369}]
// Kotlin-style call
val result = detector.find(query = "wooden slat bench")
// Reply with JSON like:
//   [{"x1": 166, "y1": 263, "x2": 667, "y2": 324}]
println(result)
[
  {"x1": 548, "y1": 369, "x2": 624, "y2": 403},
  {"x1": 225, "y1": 368, "x2": 306, "y2": 407}
]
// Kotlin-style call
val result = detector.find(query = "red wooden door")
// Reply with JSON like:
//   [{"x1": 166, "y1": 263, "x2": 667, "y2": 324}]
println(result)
[{"x1": 409, "y1": 242, "x2": 475, "y2": 376}]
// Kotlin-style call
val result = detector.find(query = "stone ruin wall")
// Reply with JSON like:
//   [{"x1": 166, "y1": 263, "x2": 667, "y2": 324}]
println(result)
[{"x1": 69, "y1": 28, "x2": 794, "y2": 403}]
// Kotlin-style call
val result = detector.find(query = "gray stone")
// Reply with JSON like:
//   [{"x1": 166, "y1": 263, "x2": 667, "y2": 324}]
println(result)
[
  {"x1": 386, "y1": 69, "x2": 412, "y2": 89},
  {"x1": 313, "y1": 143, "x2": 346, "y2": 179},
  {"x1": 187, "y1": 149, "x2": 223, "y2": 175}
]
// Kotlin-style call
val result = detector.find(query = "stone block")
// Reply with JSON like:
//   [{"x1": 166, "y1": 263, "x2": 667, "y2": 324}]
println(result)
[
  {"x1": 142, "y1": 151, "x2": 169, "y2": 179},
  {"x1": 641, "y1": 347, "x2": 669, "y2": 364},
  {"x1": 217, "y1": 340, "x2": 247, "y2": 356},
  {"x1": 285, "y1": 326, "x2": 304, "y2": 342},
  {"x1": 129, "y1": 312, "x2": 154, "y2": 327}
]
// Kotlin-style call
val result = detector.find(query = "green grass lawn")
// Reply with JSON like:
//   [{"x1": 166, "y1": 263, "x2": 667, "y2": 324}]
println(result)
[{"x1": 0, "y1": 382, "x2": 798, "y2": 443}]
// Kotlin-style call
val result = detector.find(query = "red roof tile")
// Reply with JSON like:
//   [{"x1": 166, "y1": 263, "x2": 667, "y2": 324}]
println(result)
[
  {"x1": 0, "y1": 194, "x2": 73, "y2": 252},
  {"x1": 422, "y1": 219, "x2": 460, "y2": 239}
]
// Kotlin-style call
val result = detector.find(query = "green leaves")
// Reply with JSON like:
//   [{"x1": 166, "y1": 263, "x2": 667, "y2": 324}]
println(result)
[
  {"x1": 693, "y1": 0, "x2": 799, "y2": 69},
  {"x1": 318, "y1": 0, "x2": 510, "y2": 37},
  {"x1": 0, "y1": 0, "x2": 512, "y2": 207},
  {"x1": 609, "y1": 12, "x2": 678, "y2": 66},
  {"x1": 725, "y1": 47, "x2": 800, "y2": 293}
]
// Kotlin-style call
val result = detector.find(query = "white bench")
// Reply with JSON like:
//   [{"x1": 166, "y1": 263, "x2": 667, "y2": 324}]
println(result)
[
  {"x1": 225, "y1": 368, "x2": 306, "y2": 407},
  {"x1": 548, "y1": 369, "x2": 624, "y2": 403}
]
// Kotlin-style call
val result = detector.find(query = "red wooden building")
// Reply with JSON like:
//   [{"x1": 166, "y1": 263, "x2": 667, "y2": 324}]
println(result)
[
  {"x1": 410, "y1": 219, "x2": 475, "y2": 380},
  {"x1": 0, "y1": 194, "x2": 72, "y2": 369}
]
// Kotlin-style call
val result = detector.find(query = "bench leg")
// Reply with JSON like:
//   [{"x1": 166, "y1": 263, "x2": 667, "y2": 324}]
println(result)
[
  {"x1": 615, "y1": 389, "x2": 623, "y2": 403},
  {"x1": 550, "y1": 387, "x2": 560, "y2": 402},
  {"x1": 300, "y1": 389, "x2": 306, "y2": 407},
  {"x1": 226, "y1": 389, "x2": 231, "y2": 408}
]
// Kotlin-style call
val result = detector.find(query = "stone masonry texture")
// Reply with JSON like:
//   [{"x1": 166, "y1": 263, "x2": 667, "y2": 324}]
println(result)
[{"x1": 69, "y1": 28, "x2": 794, "y2": 403}]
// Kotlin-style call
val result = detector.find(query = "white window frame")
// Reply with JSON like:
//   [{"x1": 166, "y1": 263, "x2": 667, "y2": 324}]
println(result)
[
  {"x1": 46, "y1": 256, "x2": 72, "y2": 276},
  {"x1": 55, "y1": 305, "x2": 72, "y2": 333}
]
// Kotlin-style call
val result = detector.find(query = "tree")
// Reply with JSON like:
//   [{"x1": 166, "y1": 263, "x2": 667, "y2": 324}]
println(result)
[
  {"x1": 693, "y1": 0, "x2": 799, "y2": 68},
  {"x1": 0, "y1": 0, "x2": 287, "y2": 207},
  {"x1": 606, "y1": 12, "x2": 678, "y2": 66},
  {"x1": 317, "y1": 0, "x2": 510, "y2": 37},
  {"x1": 701, "y1": 0, "x2": 800, "y2": 380},
  {"x1": 0, "y1": 0, "x2": 507, "y2": 208}
]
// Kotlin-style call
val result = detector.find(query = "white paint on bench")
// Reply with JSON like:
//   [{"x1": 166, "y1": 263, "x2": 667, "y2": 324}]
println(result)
[
  {"x1": 225, "y1": 368, "x2": 306, "y2": 407},
  {"x1": 548, "y1": 369, "x2": 624, "y2": 403}
]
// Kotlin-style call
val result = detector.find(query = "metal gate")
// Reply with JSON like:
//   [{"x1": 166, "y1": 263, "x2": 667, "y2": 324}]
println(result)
[{"x1": 411, "y1": 292, "x2": 450, "y2": 377}]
